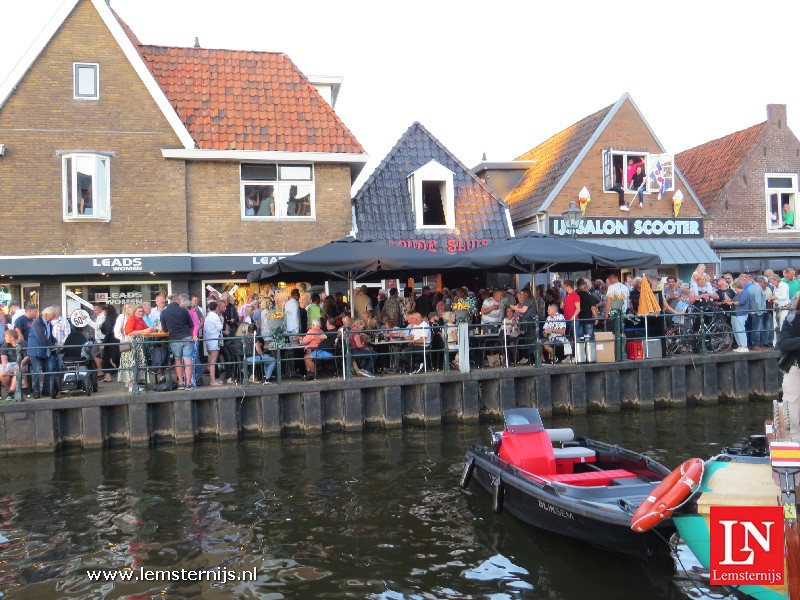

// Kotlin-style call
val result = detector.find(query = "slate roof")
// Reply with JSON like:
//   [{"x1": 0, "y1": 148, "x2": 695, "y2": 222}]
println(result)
[
  {"x1": 505, "y1": 103, "x2": 614, "y2": 220},
  {"x1": 675, "y1": 122, "x2": 765, "y2": 204},
  {"x1": 353, "y1": 122, "x2": 511, "y2": 243},
  {"x1": 112, "y1": 9, "x2": 363, "y2": 153}
]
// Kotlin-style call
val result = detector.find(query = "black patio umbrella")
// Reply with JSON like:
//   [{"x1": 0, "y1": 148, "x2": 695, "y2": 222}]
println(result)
[
  {"x1": 465, "y1": 232, "x2": 660, "y2": 273},
  {"x1": 246, "y1": 237, "x2": 472, "y2": 293}
]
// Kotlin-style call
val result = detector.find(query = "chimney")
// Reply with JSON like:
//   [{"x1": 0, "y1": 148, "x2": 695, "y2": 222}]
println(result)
[
  {"x1": 194, "y1": 37, "x2": 200, "y2": 49},
  {"x1": 767, "y1": 104, "x2": 787, "y2": 129}
]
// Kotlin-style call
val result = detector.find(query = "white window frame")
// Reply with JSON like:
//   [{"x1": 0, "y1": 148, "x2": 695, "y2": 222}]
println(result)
[
  {"x1": 60, "y1": 152, "x2": 112, "y2": 222},
  {"x1": 765, "y1": 173, "x2": 798, "y2": 232},
  {"x1": 408, "y1": 160, "x2": 455, "y2": 230},
  {"x1": 73, "y1": 62, "x2": 99, "y2": 100},
  {"x1": 240, "y1": 163, "x2": 315, "y2": 220},
  {"x1": 602, "y1": 149, "x2": 655, "y2": 193}
]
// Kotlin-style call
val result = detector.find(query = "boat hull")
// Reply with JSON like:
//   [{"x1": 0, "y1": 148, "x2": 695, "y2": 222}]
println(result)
[{"x1": 465, "y1": 443, "x2": 675, "y2": 559}]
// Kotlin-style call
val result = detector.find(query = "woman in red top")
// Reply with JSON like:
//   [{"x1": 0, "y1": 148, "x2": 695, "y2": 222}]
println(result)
[{"x1": 120, "y1": 304, "x2": 154, "y2": 392}]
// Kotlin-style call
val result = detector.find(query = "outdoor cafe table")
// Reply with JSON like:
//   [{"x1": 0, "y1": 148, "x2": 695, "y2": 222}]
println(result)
[
  {"x1": 266, "y1": 340, "x2": 308, "y2": 379},
  {"x1": 372, "y1": 338, "x2": 408, "y2": 372},
  {"x1": 469, "y1": 331, "x2": 502, "y2": 368},
  {"x1": 137, "y1": 331, "x2": 170, "y2": 390}
]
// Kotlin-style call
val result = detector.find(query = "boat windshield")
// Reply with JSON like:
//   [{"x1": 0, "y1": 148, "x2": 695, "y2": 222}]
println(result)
[{"x1": 504, "y1": 408, "x2": 545, "y2": 434}]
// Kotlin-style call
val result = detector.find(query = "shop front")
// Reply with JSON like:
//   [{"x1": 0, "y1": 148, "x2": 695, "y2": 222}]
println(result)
[{"x1": 547, "y1": 216, "x2": 719, "y2": 281}]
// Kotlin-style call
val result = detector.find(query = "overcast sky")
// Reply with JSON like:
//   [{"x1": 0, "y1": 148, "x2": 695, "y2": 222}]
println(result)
[{"x1": 2, "y1": 0, "x2": 798, "y2": 192}]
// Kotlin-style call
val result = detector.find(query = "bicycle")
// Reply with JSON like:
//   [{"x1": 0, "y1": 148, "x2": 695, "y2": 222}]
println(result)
[{"x1": 664, "y1": 304, "x2": 734, "y2": 356}]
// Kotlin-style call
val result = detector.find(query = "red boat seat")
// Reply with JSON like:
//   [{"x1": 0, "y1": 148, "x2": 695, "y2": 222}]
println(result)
[{"x1": 549, "y1": 469, "x2": 638, "y2": 487}]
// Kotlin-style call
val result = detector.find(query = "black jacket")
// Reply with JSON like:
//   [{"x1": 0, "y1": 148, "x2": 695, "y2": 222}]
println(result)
[{"x1": 777, "y1": 312, "x2": 800, "y2": 369}]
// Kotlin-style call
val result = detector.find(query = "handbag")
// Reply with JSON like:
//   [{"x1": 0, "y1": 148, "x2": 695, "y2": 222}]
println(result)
[{"x1": 119, "y1": 342, "x2": 132, "y2": 352}]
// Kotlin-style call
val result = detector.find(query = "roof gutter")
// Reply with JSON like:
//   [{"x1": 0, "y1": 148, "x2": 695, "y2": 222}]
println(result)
[
  {"x1": 712, "y1": 240, "x2": 800, "y2": 250},
  {"x1": 162, "y1": 148, "x2": 369, "y2": 179}
]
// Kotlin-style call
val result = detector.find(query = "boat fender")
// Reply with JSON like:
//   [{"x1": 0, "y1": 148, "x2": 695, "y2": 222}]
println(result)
[
  {"x1": 459, "y1": 458, "x2": 475, "y2": 490},
  {"x1": 491, "y1": 476, "x2": 504, "y2": 514},
  {"x1": 630, "y1": 458, "x2": 704, "y2": 533}
]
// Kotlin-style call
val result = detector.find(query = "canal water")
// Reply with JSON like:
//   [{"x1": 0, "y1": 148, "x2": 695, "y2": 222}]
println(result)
[{"x1": 0, "y1": 403, "x2": 771, "y2": 599}]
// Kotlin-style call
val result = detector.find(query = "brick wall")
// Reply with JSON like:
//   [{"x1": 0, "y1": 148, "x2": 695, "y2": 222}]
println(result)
[
  {"x1": 549, "y1": 99, "x2": 703, "y2": 219},
  {"x1": 186, "y1": 162, "x2": 354, "y2": 254},
  {"x1": 705, "y1": 105, "x2": 800, "y2": 250},
  {"x1": 0, "y1": 0, "x2": 187, "y2": 255}
]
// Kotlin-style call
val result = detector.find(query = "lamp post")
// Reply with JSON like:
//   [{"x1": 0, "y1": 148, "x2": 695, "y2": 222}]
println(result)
[{"x1": 561, "y1": 200, "x2": 583, "y2": 239}]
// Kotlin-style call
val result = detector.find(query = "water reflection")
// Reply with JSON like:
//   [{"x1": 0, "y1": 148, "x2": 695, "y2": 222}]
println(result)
[{"x1": 0, "y1": 403, "x2": 770, "y2": 599}]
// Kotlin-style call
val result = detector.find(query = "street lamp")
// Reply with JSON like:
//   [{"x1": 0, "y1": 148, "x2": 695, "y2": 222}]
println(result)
[{"x1": 561, "y1": 200, "x2": 583, "y2": 239}]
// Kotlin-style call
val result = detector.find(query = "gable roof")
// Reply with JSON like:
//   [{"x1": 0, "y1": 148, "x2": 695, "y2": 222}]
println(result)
[
  {"x1": 675, "y1": 122, "x2": 765, "y2": 204},
  {"x1": 353, "y1": 122, "x2": 512, "y2": 242},
  {"x1": 0, "y1": 0, "x2": 194, "y2": 149},
  {"x1": 505, "y1": 93, "x2": 671, "y2": 222},
  {"x1": 137, "y1": 45, "x2": 364, "y2": 153},
  {"x1": 0, "y1": 0, "x2": 364, "y2": 157}
]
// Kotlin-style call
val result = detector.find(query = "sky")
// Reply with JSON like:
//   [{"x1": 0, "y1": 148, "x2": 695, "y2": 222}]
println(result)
[{"x1": 1, "y1": 0, "x2": 799, "y2": 193}]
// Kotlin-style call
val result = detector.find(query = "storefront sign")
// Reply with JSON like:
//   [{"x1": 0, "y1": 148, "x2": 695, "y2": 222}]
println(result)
[
  {"x1": 548, "y1": 217, "x2": 703, "y2": 237},
  {"x1": 92, "y1": 257, "x2": 144, "y2": 271},
  {"x1": 387, "y1": 239, "x2": 489, "y2": 253},
  {"x1": 0, "y1": 254, "x2": 191, "y2": 276},
  {"x1": 191, "y1": 254, "x2": 290, "y2": 272}
]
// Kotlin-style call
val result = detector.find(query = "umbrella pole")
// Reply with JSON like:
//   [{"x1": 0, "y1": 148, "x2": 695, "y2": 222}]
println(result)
[{"x1": 503, "y1": 319, "x2": 509, "y2": 368}]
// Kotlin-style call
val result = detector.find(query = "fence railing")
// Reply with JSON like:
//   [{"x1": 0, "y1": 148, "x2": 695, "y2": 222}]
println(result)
[{"x1": 0, "y1": 307, "x2": 779, "y2": 400}]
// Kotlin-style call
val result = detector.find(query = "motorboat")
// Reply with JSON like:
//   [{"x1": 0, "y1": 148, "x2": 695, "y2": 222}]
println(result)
[
  {"x1": 664, "y1": 403, "x2": 800, "y2": 600},
  {"x1": 460, "y1": 407, "x2": 676, "y2": 558}
]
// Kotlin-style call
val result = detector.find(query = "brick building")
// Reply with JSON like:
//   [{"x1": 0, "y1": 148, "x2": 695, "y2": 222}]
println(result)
[
  {"x1": 676, "y1": 104, "x2": 800, "y2": 275},
  {"x1": 0, "y1": 0, "x2": 366, "y2": 314},
  {"x1": 474, "y1": 93, "x2": 718, "y2": 282}
]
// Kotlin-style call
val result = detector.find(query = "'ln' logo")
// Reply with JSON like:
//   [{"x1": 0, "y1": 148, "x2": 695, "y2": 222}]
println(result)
[{"x1": 709, "y1": 506, "x2": 784, "y2": 586}]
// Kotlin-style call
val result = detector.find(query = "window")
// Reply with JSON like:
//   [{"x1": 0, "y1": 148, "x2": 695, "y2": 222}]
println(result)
[
  {"x1": 766, "y1": 174, "x2": 797, "y2": 231},
  {"x1": 408, "y1": 160, "x2": 455, "y2": 229},
  {"x1": 602, "y1": 149, "x2": 675, "y2": 195},
  {"x1": 73, "y1": 63, "x2": 99, "y2": 99},
  {"x1": 241, "y1": 163, "x2": 314, "y2": 219},
  {"x1": 61, "y1": 153, "x2": 111, "y2": 220}
]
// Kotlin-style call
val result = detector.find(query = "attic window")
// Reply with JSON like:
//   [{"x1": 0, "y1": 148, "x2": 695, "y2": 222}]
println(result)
[
  {"x1": 73, "y1": 63, "x2": 99, "y2": 99},
  {"x1": 422, "y1": 181, "x2": 446, "y2": 225},
  {"x1": 408, "y1": 160, "x2": 455, "y2": 230}
]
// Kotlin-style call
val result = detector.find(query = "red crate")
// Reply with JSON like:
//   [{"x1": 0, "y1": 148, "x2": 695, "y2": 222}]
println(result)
[{"x1": 626, "y1": 340, "x2": 644, "y2": 360}]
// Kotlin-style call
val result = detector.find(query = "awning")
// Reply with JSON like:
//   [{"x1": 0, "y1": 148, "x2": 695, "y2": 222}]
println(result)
[{"x1": 577, "y1": 237, "x2": 718, "y2": 266}]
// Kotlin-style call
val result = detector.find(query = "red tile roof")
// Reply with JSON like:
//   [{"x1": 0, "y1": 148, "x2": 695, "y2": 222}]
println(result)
[
  {"x1": 506, "y1": 104, "x2": 613, "y2": 220},
  {"x1": 676, "y1": 123, "x2": 764, "y2": 204},
  {"x1": 137, "y1": 46, "x2": 364, "y2": 153},
  {"x1": 112, "y1": 9, "x2": 363, "y2": 153}
]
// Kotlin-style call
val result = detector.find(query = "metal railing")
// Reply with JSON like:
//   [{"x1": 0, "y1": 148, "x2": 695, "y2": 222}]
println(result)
[{"x1": 0, "y1": 308, "x2": 779, "y2": 400}]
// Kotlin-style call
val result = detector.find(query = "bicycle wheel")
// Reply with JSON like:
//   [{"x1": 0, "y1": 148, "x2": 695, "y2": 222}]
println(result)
[
  {"x1": 705, "y1": 322, "x2": 734, "y2": 353},
  {"x1": 665, "y1": 324, "x2": 690, "y2": 356}
]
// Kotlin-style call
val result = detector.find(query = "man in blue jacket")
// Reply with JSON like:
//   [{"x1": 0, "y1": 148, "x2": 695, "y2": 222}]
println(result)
[{"x1": 28, "y1": 306, "x2": 58, "y2": 399}]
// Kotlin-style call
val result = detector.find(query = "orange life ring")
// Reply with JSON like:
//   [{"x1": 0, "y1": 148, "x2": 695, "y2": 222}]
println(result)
[{"x1": 630, "y1": 457, "x2": 704, "y2": 533}]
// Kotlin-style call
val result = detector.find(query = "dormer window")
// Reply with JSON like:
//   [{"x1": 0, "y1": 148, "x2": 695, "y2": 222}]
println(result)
[
  {"x1": 408, "y1": 160, "x2": 455, "y2": 229},
  {"x1": 73, "y1": 63, "x2": 99, "y2": 99}
]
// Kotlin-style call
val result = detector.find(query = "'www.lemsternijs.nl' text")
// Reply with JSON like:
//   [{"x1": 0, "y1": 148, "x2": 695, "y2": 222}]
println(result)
[{"x1": 86, "y1": 568, "x2": 257, "y2": 584}]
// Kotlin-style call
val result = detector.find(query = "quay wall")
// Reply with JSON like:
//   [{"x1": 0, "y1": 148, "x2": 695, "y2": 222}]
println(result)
[{"x1": 0, "y1": 352, "x2": 780, "y2": 454}]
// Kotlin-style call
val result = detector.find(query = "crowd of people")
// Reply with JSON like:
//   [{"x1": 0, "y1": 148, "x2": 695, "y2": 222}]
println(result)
[{"x1": 0, "y1": 265, "x2": 796, "y2": 396}]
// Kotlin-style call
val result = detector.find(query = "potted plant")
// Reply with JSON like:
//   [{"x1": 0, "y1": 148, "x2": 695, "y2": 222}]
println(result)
[{"x1": 451, "y1": 296, "x2": 477, "y2": 322}]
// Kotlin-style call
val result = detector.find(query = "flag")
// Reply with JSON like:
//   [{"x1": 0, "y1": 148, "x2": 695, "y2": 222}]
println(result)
[{"x1": 649, "y1": 160, "x2": 668, "y2": 200}]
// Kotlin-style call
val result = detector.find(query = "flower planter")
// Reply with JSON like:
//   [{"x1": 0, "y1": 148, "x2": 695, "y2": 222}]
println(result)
[
  {"x1": 454, "y1": 309, "x2": 470, "y2": 321},
  {"x1": 265, "y1": 317, "x2": 285, "y2": 331}
]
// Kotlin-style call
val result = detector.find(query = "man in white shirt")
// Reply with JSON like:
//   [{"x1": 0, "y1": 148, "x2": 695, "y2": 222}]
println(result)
[
  {"x1": 402, "y1": 312, "x2": 431, "y2": 374},
  {"x1": 604, "y1": 273, "x2": 630, "y2": 316},
  {"x1": 284, "y1": 289, "x2": 301, "y2": 334},
  {"x1": 480, "y1": 290, "x2": 503, "y2": 328}
]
